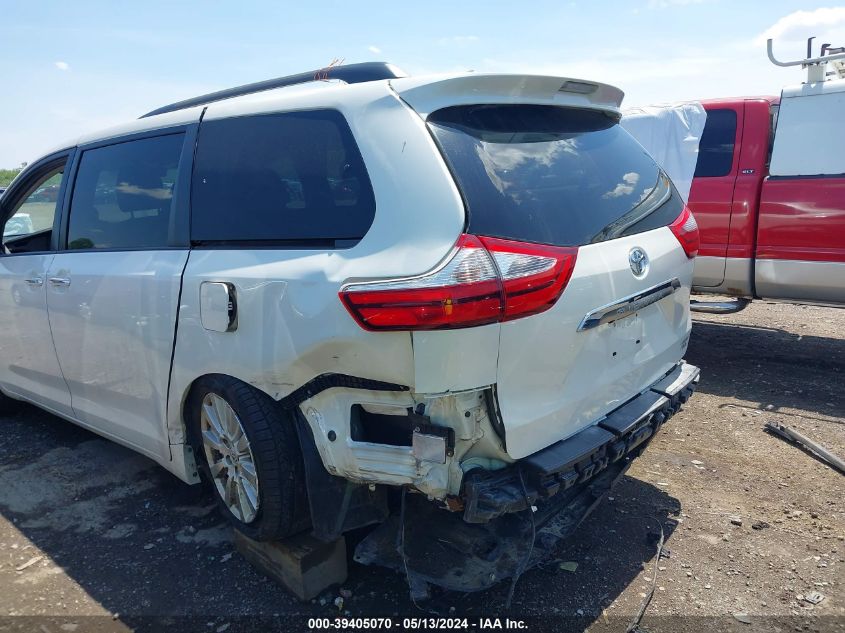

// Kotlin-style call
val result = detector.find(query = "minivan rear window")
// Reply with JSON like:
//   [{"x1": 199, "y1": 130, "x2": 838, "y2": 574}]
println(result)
[
  {"x1": 191, "y1": 110, "x2": 376, "y2": 246},
  {"x1": 428, "y1": 104, "x2": 683, "y2": 247}
]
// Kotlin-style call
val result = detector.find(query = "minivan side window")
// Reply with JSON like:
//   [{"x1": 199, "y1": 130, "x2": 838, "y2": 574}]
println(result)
[
  {"x1": 3, "y1": 167, "x2": 65, "y2": 254},
  {"x1": 191, "y1": 110, "x2": 376, "y2": 245},
  {"x1": 66, "y1": 134, "x2": 184, "y2": 250},
  {"x1": 694, "y1": 109, "x2": 737, "y2": 178}
]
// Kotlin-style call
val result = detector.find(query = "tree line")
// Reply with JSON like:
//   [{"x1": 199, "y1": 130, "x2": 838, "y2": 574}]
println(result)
[{"x1": 0, "y1": 165, "x2": 25, "y2": 187}]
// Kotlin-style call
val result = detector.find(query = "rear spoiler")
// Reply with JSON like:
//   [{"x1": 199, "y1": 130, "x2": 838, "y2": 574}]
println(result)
[{"x1": 390, "y1": 73, "x2": 624, "y2": 119}]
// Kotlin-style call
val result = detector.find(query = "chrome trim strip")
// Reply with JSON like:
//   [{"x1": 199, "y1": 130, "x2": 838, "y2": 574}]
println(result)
[{"x1": 578, "y1": 278, "x2": 681, "y2": 331}]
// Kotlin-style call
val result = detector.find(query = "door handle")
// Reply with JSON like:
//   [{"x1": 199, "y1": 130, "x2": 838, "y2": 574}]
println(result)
[
  {"x1": 24, "y1": 277, "x2": 44, "y2": 287},
  {"x1": 48, "y1": 277, "x2": 71, "y2": 287}
]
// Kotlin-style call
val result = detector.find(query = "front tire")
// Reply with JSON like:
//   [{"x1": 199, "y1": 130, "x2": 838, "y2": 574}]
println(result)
[{"x1": 187, "y1": 375, "x2": 308, "y2": 541}]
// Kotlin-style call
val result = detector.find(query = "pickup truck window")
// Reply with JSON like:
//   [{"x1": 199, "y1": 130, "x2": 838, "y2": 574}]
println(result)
[
  {"x1": 766, "y1": 104, "x2": 779, "y2": 169},
  {"x1": 694, "y1": 108, "x2": 736, "y2": 178}
]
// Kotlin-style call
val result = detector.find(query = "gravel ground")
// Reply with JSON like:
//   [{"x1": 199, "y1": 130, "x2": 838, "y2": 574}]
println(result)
[{"x1": 0, "y1": 300, "x2": 842, "y2": 632}]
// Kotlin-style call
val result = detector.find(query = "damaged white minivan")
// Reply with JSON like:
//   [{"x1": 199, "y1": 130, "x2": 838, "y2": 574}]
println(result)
[{"x1": 0, "y1": 63, "x2": 699, "y2": 592}]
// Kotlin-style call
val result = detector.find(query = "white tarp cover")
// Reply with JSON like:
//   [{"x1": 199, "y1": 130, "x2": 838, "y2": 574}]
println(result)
[{"x1": 620, "y1": 102, "x2": 707, "y2": 203}]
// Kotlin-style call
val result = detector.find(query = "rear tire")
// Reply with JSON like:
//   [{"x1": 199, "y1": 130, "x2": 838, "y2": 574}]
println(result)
[{"x1": 186, "y1": 375, "x2": 308, "y2": 541}]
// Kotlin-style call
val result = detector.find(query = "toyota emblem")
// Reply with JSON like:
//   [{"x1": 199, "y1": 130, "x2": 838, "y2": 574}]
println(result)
[{"x1": 629, "y1": 247, "x2": 649, "y2": 277}]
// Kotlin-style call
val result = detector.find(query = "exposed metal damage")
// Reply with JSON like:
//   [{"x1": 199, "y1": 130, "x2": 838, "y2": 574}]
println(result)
[
  {"x1": 291, "y1": 362, "x2": 700, "y2": 596},
  {"x1": 296, "y1": 384, "x2": 511, "y2": 500},
  {"x1": 354, "y1": 365, "x2": 697, "y2": 596},
  {"x1": 354, "y1": 458, "x2": 631, "y2": 600}
]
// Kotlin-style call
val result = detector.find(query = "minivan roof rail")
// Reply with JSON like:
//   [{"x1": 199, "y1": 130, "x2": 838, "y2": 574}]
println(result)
[{"x1": 140, "y1": 61, "x2": 407, "y2": 119}]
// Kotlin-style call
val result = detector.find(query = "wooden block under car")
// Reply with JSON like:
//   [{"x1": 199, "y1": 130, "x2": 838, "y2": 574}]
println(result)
[{"x1": 233, "y1": 530, "x2": 348, "y2": 601}]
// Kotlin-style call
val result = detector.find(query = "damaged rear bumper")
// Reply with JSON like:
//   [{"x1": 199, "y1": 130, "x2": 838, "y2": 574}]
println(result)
[
  {"x1": 463, "y1": 361, "x2": 699, "y2": 523},
  {"x1": 354, "y1": 361, "x2": 699, "y2": 595}
]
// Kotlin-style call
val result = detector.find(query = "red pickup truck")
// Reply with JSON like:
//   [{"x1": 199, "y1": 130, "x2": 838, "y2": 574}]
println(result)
[
  {"x1": 689, "y1": 83, "x2": 845, "y2": 311},
  {"x1": 625, "y1": 40, "x2": 845, "y2": 313}
]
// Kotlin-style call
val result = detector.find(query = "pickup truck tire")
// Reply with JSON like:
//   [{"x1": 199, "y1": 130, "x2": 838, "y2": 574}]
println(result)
[{"x1": 186, "y1": 375, "x2": 309, "y2": 541}]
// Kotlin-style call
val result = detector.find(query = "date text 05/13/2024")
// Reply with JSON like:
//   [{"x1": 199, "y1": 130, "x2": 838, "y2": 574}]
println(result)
[{"x1": 307, "y1": 617, "x2": 528, "y2": 630}]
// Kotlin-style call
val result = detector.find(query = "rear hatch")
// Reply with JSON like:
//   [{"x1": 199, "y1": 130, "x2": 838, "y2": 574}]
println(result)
[{"x1": 415, "y1": 86, "x2": 696, "y2": 459}]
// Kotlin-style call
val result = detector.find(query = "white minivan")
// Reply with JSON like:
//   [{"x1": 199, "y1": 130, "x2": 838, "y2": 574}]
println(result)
[{"x1": 0, "y1": 63, "x2": 699, "y2": 590}]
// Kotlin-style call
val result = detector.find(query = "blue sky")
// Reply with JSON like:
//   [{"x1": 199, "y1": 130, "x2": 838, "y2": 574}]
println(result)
[{"x1": 2, "y1": 1, "x2": 843, "y2": 166}]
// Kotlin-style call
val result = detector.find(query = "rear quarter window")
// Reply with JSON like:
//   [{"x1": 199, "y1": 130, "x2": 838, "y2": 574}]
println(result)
[
  {"x1": 428, "y1": 104, "x2": 682, "y2": 248},
  {"x1": 191, "y1": 110, "x2": 376, "y2": 246},
  {"x1": 694, "y1": 108, "x2": 737, "y2": 178}
]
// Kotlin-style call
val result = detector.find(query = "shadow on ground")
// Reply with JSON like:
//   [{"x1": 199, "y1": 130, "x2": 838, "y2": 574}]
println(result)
[
  {"x1": 0, "y1": 399, "x2": 680, "y2": 628},
  {"x1": 687, "y1": 319, "x2": 844, "y2": 422}
]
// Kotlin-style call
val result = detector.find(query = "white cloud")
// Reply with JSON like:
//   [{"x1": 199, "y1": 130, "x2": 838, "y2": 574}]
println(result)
[
  {"x1": 54, "y1": 61, "x2": 69, "y2": 71},
  {"x1": 367, "y1": 45, "x2": 381, "y2": 54},
  {"x1": 756, "y1": 7, "x2": 845, "y2": 45},
  {"x1": 603, "y1": 172, "x2": 641, "y2": 198}
]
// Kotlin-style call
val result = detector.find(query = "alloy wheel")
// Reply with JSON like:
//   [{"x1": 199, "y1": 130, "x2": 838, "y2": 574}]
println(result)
[{"x1": 200, "y1": 392, "x2": 260, "y2": 523}]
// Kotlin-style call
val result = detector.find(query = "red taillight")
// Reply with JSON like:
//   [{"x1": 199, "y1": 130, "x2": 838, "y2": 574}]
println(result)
[
  {"x1": 478, "y1": 236, "x2": 578, "y2": 322},
  {"x1": 340, "y1": 234, "x2": 578, "y2": 331},
  {"x1": 669, "y1": 206, "x2": 700, "y2": 258}
]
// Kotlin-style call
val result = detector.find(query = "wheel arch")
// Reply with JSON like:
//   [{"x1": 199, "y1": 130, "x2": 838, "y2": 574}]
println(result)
[
  {"x1": 175, "y1": 372, "x2": 312, "y2": 539},
  {"x1": 165, "y1": 371, "x2": 282, "y2": 484}
]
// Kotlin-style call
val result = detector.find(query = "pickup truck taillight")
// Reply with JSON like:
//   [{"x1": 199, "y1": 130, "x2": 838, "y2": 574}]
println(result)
[
  {"x1": 669, "y1": 206, "x2": 700, "y2": 258},
  {"x1": 339, "y1": 235, "x2": 578, "y2": 331}
]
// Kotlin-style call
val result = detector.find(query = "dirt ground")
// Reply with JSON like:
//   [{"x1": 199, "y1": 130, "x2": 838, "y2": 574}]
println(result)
[{"x1": 0, "y1": 300, "x2": 842, "y2": 632}]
